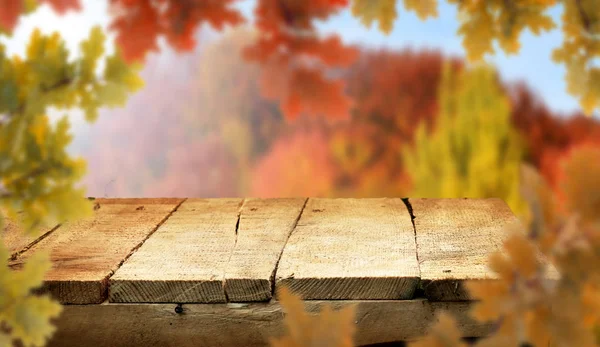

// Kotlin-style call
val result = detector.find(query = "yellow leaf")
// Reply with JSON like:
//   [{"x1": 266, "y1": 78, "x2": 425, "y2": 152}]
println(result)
[
  {"x1": 561, "y1": 144, "x2": 600, "y2": 222},
  {"x1": 403, "y1": 63, "x2": 528, "y2": 216},
  {"x1": 28, "y1": 115, "x2": 48, "y2": 157},
  {"x1": 408, "y1": 311, "x2": 468, "y2": 347},
  {"x1": 351, "y1": 0, "x2": 398, "y2": 34},
  {"x1": 503, "y1": 230, "x2": 540, "y2": 278},
  {"x1": 270, "y1": 286, "x2": 357, "y2": 347},
  {"x1": 4, "y1": 295, "x2": 62, "y2": 347},
  {"x1": 403, "y1": 0, "x2": 438, "y2": 20}
]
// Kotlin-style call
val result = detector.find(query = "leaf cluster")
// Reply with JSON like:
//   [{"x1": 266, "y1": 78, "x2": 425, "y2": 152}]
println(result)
[{"x1": 0, "y1": 26, "x2": 143, "y2": 346}]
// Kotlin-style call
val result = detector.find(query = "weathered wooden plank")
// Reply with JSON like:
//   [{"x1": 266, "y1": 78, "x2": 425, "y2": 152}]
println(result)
[
  {"x1": 275, "y1": 198, "x2": 420, "y2": 300},
  {"x1": 49, "y1": 299, "x2": 493, "y2": 347},
  {"x1": 2, "y1": 213, "x2": 57, "y2": 259},
  {"x1": 412, "y1": 198, "x2": 561, "y2": 301},
  {"x1": 224, "y1": 198, "x2": 307, "y2": 302},
  {"x1": 109, "y1": 198, "x2": 244, "y2": 303},
  {"x1": 8, "y1": 198, "x2": 183, "y2": 304},
  {"x1": 411, "y1": 198, "x2": 518, "y2": 301}
]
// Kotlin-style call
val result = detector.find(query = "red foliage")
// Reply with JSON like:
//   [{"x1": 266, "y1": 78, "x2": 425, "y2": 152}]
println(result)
[
  {"x1": 0, "y1": 0, "x2": 22, "y2": 32},
  {"x1": 548, "y1": 141, "x2": 600, "y2": 214},
  {"x1": 508, "y1": 83, "x2": 571, "y2": 167},
  {"x1": 249, "y1": 49, "x2": 464, "y2": 198},
  {"x1": 508, "y1": 83, "x2": 600, "y2": 188},
  {"x1": 108, "y1": 0, "x2": 245, "y2": 63},
  {"x1": 243, "y1": 0, "x2": 358, "y2": 120},
  {"x1": 250, "y1": 129, "x2": 337, "y2": 198},
  {"x1": 3, "y1": 0, "x2": 358, "y2": 122},
  {"x1": 40, "y1": 0, "x2": 81, "y2": 13},
  {"x1": 346, "y1": 49, "x2": 464, "y2": 140},
  {"x1": 0, "y1": 0, "x2": 80, "y2": 32},
  {"x1": 79, "y1": 40, "x2": 600, "y2": 200},
  {"x1": 321, "y1": 49, "x2": 463, "y2": 197}
]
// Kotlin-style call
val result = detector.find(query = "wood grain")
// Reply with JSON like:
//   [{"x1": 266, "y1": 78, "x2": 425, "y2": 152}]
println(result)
[
  {"x1": 224, "y1": 198, "x2": 306, "y2": 302},
  {"x1": 410, "y1": 198, "x2": 521, "y2": 301},
  {"x1": 49, "y1": 299, "x2": 493, "y2": 347},
  {"x1": 109, "y1": 198, "x2": 244, "y2": 303},
  {"x1": 8, "y1": 198, "x2": 183, "y2": 304},
  {"x1": 2, "y1": 213, "x2": 57, "y2": 259},
  {"x1": 275, "y1": 198, "x2": 420, "y2": 300}
]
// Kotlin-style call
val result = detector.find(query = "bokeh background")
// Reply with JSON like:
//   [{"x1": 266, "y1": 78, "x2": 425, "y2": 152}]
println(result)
[{"x1": 3, "y1": 0, "x2": 599, "y2": 217}]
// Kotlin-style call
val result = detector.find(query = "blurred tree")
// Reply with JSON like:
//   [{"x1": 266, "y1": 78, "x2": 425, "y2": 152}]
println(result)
[
  {"x1": 81, "y1": 53, "x2": 202, "y2": 198},
  {"x1": 195, "y1": 27, "x2": 286, "y2": 194},
  {"x1": 250, "y1": 128, "x2": 337, "y2": 198},
  {"x1": 0, "y1": 27, "x2": 142, "y2": 346},
  {"x1": 82, "y1": 27, "x2": 286, "y2": 198},
  {"x1": 403, "y1": 63, "x2": 528, "y2": 216},
  {"x1": 2, "y1": 0, "x2": 599, "y2": 119},
  {"x1": 508, "y1": 83, "x2": 600, "y2": 188},
  {"x1": 552, "y1": 141, "x2": 600, "y2": 219},
  {"x1": 249, "y1": 47, "x2": 600, "y2": 200},
  {"x1": 330, "y1": 49, "x2": 463, "y2": 197},
  {"x1": 145, "y1": 135, "x2": 240, "y2": 198}
]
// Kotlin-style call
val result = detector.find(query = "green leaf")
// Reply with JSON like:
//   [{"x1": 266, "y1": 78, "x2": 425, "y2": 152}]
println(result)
[
  {"x1": 79, "y1": 26, "x2": 106, "y2": 80},
  {"x1": 0, "y1": 80, "x2": 19, "y2": 113},
  {"x1": 103, "y1": 52, "x2": 144, "y2": 91}
]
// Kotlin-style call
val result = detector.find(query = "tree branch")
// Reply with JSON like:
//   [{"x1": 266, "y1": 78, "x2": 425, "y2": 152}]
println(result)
[
  {"x1": 3, "y1": 76, "x2": 75, "y2": 122},
  {"x1": 40, "y1": 77, "x2": 73, "y2": 93}
]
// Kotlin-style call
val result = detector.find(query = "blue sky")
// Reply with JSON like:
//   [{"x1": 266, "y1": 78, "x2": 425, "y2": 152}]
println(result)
[
  {"x1": 314, "y1": 2, "x2": 576, "y2": 115},
  {"x1": 0, "y1": 0, "x2": 585, "y2": 118}
]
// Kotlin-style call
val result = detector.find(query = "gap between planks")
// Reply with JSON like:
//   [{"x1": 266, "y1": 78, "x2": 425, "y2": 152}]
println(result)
[
  {"x1": 8, "y1": 198, "x2": 186, "y2": 304},
  {"x1": 223, "y1": 198, "x2": 309, "y2": 302},
  {"x1": 109, "y1": 198, "x2": 311, "y2": 303},
  {"x1": 274, "y1": 198, "x2": 420, "y2": 300},
  {"x1": 109, "y1": 198, "x2": 188, "y2": 282},
  {"x1": 6, "y1": 222, "x2": 61, "y2": 261},
  {"x1": 9, "y1": 197, "x2": 545, "y2": 304},
  {"x1": 409, "y1": 198, "x2": 560, "y2": 301}
]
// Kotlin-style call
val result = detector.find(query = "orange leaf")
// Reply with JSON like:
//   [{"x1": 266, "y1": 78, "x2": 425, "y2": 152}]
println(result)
[
  {"x1": 163, "y1": 0, "x2": 244, "y2": 52},
  {"x1": 109, "y1": 0, "x2": 162, "y2": 63},
  {"x1": 0, "y1": 0, "x2": 23, "y2": 32},
  {"x1": 109, "y1": 0, "x2": 244, "y2": 63},
  {"x1": 41, "y1": 0, "x2": 81, "y2": 14},
  {"x1": 271, "y1": 286, "x2": 357, "y2": 347},
  {"x1": 408, "y1": 311, "x2": 468, "y2": 347},
  {"x1": 285, "y1": 67, "x2": 353, "y2": 120},
  {"x1": 244, "y1": 0, "x2": 356, "y2": 121}
]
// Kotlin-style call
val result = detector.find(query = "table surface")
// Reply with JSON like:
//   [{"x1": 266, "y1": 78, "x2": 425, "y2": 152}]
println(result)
[{"x1": 6, "y1": 197, "x2": 556, "y2": 305}]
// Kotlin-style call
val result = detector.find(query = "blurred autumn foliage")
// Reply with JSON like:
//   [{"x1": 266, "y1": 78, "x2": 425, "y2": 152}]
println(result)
[
  {"x1": 404, "y1": 63, "x2": 527, "y2": 216},
  {"x1": 81, "y1": 29, "x2": 600, "y2": 205},
  {"x1": 251, "y1": 128, "x2": 336, "y2": 198},
  {"x1": 5, "y1": 1, "x2": 600, "y2": 203},
  {"x1": 509, "y1": 84, "x2": 600, "y2": 191},
  {"x1": 3, "y1": 1, "x2": 600, "y2": 346}
]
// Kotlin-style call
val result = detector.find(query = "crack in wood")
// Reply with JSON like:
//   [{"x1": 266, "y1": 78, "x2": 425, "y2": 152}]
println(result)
[
  {"x1": 224, "y1": 199, "x2": 246, "y2": 302},
  {"x1": 270, "y1": 198, "x2": 308, "y2": 299}
]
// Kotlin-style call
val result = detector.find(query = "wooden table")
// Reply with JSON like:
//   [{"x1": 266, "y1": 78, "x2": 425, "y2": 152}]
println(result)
[{"x1": 5, "y1": 197, "x2": 546, "y2": 346}]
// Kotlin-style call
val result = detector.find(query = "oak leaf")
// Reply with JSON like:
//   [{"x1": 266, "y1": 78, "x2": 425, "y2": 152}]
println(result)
[{"x1": 270, "y1": 286, "x2": 356, "y2": 347}]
